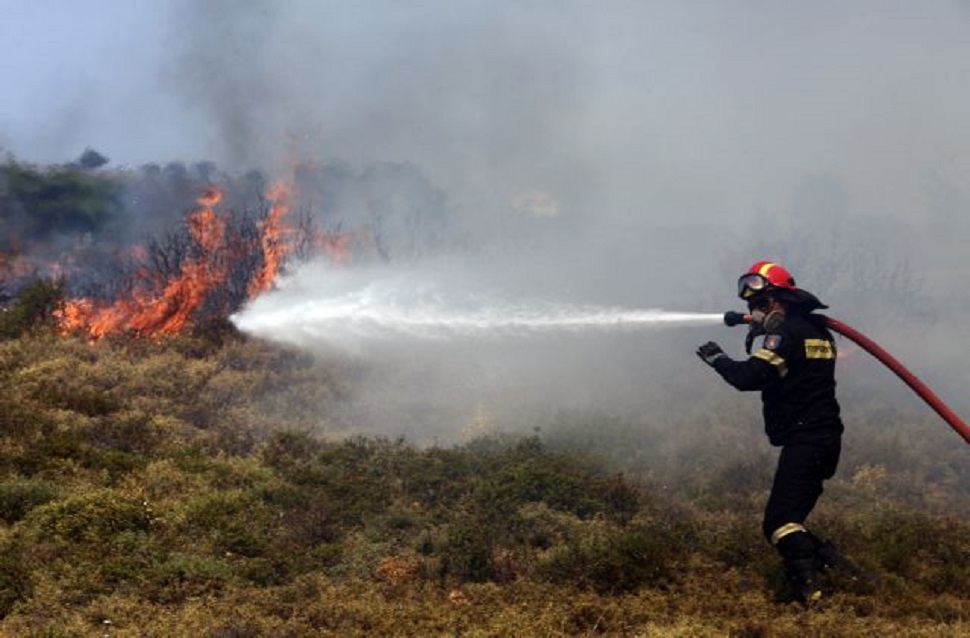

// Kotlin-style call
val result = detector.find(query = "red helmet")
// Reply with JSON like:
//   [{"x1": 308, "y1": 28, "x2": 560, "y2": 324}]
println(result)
[{"x1": 737, "y1": 261, "x2": 796, "y2": 300}]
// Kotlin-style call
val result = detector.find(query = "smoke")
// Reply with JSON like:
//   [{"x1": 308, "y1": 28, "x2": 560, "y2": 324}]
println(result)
[
  {"x1": 226, "y1": 253, "x2": 723, "y2": 443},
  {"x1": 166, "y1": 0, "x2": 970, "y2": 441},
  {"x1": 3, "y1": 1, "x2": 970, "y2": 443}
]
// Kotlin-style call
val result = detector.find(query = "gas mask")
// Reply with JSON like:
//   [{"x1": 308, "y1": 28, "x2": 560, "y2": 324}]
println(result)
[
  {"x1": 752, "y1": 308, "x2": 785, "y2": 333},
  {"x1": 746, "y1": 302, "x2": 784, "y2": 353}
]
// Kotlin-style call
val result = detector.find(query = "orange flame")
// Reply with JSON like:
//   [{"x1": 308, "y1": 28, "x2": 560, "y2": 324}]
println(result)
[
  {"x1": 247, "y1": 180, "x2": 294, "y2": 297},
  {"x1": 54, "y1": 170, "x2": 366, "y2": 340},
  {"x1": 58, "y1": 188, "x2": 228, "y2": 338}
]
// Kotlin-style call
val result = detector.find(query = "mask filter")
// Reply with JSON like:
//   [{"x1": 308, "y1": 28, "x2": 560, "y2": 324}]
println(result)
[
  {"x1": 763, "y1": 310, "x2": 784, "y2": 333},
  {"x1": 750, "y1": 308, "x2": 784, "y2": 333}
]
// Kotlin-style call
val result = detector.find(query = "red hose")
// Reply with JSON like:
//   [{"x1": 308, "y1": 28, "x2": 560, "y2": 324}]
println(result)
[
  {"x1": 725, "y1": 311, "x2": 970, "y2": 444},
  {"x1": 821, "y1": 316, "x2": 970, "y2": 444}
]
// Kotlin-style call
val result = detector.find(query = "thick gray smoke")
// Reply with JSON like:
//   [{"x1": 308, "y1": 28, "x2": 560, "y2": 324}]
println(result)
[
  {"x1": 177, "y1": 1, "x2": 970, "y2": 442},
  {"x1": 3, "y1": 2, "x2": 969, "y2": 444}
]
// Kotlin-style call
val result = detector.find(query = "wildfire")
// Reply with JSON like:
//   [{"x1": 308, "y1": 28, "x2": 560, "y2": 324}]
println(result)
[
  {"x1": 248, "y1": 180, "x2": 294, "y2": 298},
  {"x1": 57, "y1": 188, "x2": 229, "y2": 339},
  {"x1": 50, "y1": 171, "x2": 364, "y2": 340}
]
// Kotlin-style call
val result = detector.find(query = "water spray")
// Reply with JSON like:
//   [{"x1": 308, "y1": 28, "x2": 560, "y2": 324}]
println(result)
[
  {"x1": 231, "y1": 264, "x2": 724, "y2": 346},
  {"x1": 723, "y1": 311, "x2": 970, "y2": 444},
  {"x1": 235, "y1": 297, "x2": 723, "y2": 343}
]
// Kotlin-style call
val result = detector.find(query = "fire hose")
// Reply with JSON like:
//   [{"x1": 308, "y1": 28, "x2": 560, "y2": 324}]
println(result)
[{"x1": 723, "y1": 311, "x2": 970, "y2": 445}]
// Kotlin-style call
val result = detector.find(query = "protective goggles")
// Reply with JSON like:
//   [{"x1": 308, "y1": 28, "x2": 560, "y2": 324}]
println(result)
[{"x1": 737, "y1": 273, "x2": 770, "y2": 300}]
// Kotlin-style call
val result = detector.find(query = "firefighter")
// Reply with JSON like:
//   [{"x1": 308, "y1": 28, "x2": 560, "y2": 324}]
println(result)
[{"x1": 695, "y1": 261, "x2": 854, "y2": 605}]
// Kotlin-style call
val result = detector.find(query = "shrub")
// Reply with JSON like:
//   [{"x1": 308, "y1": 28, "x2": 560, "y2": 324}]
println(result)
[
  {"x1": 857, "y1": 508, "x2": 970, "y2": 592},
  {"x1": 146, "y1": 553, "x2": 236, "y2": 603},
  {"x1": 0, "y1": 279, "x2": 65, "y2": 340},
  {"x1": 537, "y1": 517, "x2": 690, "y2": 594},
  {"x1": 438, "y1": 515, "x2": 496, "y2": 583},
  {"x1": 182, "y1": 490, "x2": 277, "y2": 557},
  {"x1": 0, "y1": 397, "x2": 50, "y2": 442},
  {"x1": 22, "y1": 489, "x2": 152, "y2": 546},
  {"x1": 260, "y1": 431, "x2": 324, "y2": 478},
  {"x1": 1, "y1": 161, "x2": 121, "y2": 237},
  {"x1": 469, "y1": 436, "x2": 640, "y2": 523},
  {"x1": 0, "y1": 541, "x2": 31, "y2": 618},
  {"x1": 262, "y1": 483, "x2": 339, "y2": 547},
  {"x1": 0, "y1": 479, "x2": 58, "y2": 523}
]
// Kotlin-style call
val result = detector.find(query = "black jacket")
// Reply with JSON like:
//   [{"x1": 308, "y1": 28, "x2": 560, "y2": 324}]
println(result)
[{"x1": 712, "y1": 313, "x2": 843, "y2": 446}]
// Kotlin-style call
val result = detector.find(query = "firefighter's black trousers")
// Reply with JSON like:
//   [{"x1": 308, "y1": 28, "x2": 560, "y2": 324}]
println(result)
[{"x1": 762, "y1": 438, "x2": 841, "y2": 544}]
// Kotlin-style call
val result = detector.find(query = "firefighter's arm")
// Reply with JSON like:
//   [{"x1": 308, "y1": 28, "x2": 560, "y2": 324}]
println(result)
[
  {"x1": 712, "y1": 354, "x2": 777, "y2": 391},
  {"x1": 697, "y1": 341, "x2": 772, "y2": 390},
  {"x1": 696, "y1": 341, "x2": 780, "y2": 391}
]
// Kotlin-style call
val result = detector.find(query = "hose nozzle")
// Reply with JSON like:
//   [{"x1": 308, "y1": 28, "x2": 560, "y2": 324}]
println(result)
[{"x1": 723, "y1": 311, "x2": 752, "y2": 327}]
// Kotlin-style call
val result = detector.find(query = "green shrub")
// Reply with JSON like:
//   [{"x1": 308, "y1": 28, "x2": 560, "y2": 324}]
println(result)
[
  {"x1": 262, "y1": 484, "x2": 339, "y2": 547},
  {"x1": 0, "y1": 279, "x2": 65, "y2": 340},
  {"x1": 1, "y1": 161, "x2": 121, "y2": 237},
  {"x1": 22, "y1": 489, "x2": 152, "y2": 545},
  {"x1": 858, "y1": 509, "x2": 970, "y2": 592},
  {"x1": 438, "y1": 515, "x2": 496, "y2": 583},
  {"x1": 260, "y1": 431, "x2": 324, "y2": 478},
  {"x1": 264, "y1": 437, "x2": 396, "y2": 529},
  {"x1": 0, "y1": 479, "x2": 58, "y2": 523},
  {"x1": 0, "y1": 541, "x2": 31, "y2": 618},
  {"x1": 183, "y1": 490, "x2": 277, "y2": 557},
  {"x1": 0, "y1": 397, "x2": 50, "y2": 442},
  {"x1": 87, "y1": 410, "x2": 164, "y2": 454},
  {"x1": 146, "y1": 552, "x2": 236, "y2": 603},
  {"x1": 537, "y1": 519, "x2": 684, "y2": 593}
]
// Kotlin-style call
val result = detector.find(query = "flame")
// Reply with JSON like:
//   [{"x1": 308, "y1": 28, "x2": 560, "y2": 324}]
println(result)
[
  {"x1": 53, "y1": 169, "x2": 364, "y2": 340},
  {"x1": 248, "y1": 180, "x2": 295, "y2": 297},
  {"x1": 58, "y1": 188, "x2": 228, "y2": 338}
]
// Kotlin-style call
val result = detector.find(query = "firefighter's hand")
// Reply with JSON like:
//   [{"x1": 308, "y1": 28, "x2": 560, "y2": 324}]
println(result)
[{"x1": 696, "y1": 341, "x2": 728, "y2": 367}]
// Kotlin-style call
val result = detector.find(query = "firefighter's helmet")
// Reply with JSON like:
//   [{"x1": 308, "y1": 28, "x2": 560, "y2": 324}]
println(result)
[{"x1": 737, "y1": 261, "x2": 797, "y2": 300}]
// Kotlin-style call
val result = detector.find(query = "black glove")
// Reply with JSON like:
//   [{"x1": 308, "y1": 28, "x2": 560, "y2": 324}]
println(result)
[{"x1": 696, "y1": 341, "x2": 728, "y2": 367}]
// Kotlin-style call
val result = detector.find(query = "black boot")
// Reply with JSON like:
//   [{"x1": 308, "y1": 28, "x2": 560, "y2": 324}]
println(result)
[
  {"x1": 785, "y1": 557, "x2": 823, "y2": 606},
  {"x1": 776, "y1": 531, "x2": 823, "y2": 605},
  {"x1": 812, "y1": 537, "x2": 873, "y2": 584}
]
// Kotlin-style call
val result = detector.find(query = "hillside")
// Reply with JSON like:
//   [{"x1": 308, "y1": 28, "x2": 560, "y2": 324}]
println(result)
[{"x1": 0, "y1": 329, "x2": 967, "y2": 636}]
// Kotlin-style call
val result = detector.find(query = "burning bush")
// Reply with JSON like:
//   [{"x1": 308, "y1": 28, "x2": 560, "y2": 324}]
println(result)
[{"x1": 2, "y1": 156, "x2": 447, "y2": 341}]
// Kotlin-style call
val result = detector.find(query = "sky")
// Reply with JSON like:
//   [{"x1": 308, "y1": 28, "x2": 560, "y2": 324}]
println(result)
[{"x1": 2, "y1": 0, "x2": 969, "y2": 440}]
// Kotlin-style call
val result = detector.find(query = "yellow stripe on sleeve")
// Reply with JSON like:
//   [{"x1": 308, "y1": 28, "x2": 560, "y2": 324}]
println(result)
[{"x1": 753, "y1": 348, "x2": 788, "y2": 377}]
